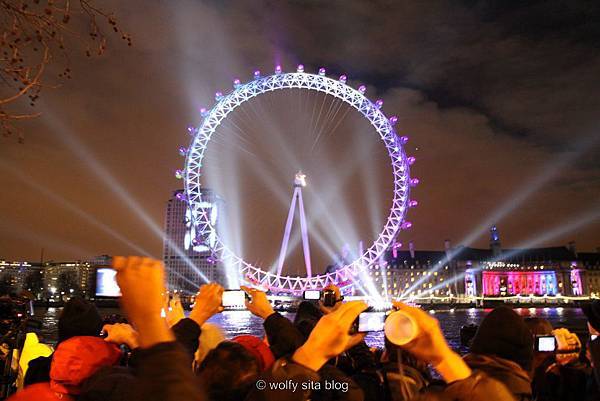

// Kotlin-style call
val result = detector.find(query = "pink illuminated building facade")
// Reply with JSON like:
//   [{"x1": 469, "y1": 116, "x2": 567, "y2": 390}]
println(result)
[{"x1": 373, "y1": 227, "x2": 600, "y2": 299}]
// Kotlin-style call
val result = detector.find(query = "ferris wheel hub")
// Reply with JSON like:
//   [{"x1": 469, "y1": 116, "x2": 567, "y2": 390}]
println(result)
[{"x1": 294, "y1": 171, "x2": 307, "y2": 187}]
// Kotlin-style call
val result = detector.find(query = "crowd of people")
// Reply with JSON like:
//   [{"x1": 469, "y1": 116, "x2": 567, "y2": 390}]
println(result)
[{"x1": 8, "y1": 255, "x2": 600, "y2": 401}]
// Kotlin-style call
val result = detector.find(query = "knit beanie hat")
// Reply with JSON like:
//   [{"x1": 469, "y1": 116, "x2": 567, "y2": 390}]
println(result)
[
  {"x1": 471, "y1": 306, "x2": 533, "y2": 371},
  {"x1": 232, "y1": 335, "x2": 275, "y2": 371},
  {"x1": 58, "y1": 297, "x2": 103, "y2": 343}
]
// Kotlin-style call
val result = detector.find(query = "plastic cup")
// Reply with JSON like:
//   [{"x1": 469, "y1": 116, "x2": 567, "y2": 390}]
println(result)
[{"x1": 384, "y1": 310, "x2": 419, "y2": 345}]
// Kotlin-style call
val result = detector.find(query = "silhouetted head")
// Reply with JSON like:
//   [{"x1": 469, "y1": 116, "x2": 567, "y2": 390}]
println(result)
[
  {"x1": 471, "y1": 306, "x2": 534, "y2": 371},
  {"x1": 196, "y1": 341, "x2": 260, "y2": 401},
  {"x1": 58, "y1": 298, "x2": 103, "y2": 344},
  {"x1": 524, "y1": 317, "x2": 553, "y2": 336}
]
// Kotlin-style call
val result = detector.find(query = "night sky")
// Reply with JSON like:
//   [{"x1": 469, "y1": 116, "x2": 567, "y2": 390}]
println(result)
[{"x1": 1, "y1": 1, "x2": 599, "y2": 275}]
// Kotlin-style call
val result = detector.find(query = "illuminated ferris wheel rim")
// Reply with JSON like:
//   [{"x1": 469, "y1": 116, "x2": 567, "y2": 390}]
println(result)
[{"x1": 182, "y1": 66, "x2": 416, "y2": 293}]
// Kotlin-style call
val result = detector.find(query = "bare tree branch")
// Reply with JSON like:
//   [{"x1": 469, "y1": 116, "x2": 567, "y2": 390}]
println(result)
[{"x1": 0, "y1": 0, "x2": 131, "y2": 142}]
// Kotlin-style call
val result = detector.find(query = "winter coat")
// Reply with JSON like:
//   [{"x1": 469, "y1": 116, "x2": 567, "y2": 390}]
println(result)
[
  {"x1": 531, "y1": 354, "x2": 590, "y2": 401},
  {"x1": 464, "y1": 353, "x2": 531, "y2": 401},
  {"x1": 9, "y1": 336, "x2": 122, "y2": 401}
]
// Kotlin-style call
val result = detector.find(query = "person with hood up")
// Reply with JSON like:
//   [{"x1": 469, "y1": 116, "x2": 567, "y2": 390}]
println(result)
[
  {"x1": 464, "y1": 307, "x2": 533, "y2": 401},
  {"x1": 8, "y1": 336, "x2": 121, "y2": 401}
]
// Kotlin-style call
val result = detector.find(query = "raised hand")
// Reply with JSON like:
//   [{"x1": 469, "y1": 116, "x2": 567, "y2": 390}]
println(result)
[
  {"x1": 319, "y1": 284, "x2": 344, "y2": 314},
  {"x1": 292, "y1": 301, "x2": 367, "y2": 371},
  {"x1": 165, "y1": 295, "x2": 186, "y2": 328},
  {"x1": 189, "y1": 283, "x2": 224, "y2": 326},
  {"x1": 553, "y1": 327, "x2": 581, "y2": 365},
  {"x1": 112, "y1": 256, "x2": 174, "y2": 348},
  {"x1": 103, "y1": 323, "x2": 140, "y2": 349},
  {"x1": 390, "y1": 301, "x2": 471, "y2": 382},
  {"x1": 241, "y1": 285, "x2": 275, "y2": 320}
]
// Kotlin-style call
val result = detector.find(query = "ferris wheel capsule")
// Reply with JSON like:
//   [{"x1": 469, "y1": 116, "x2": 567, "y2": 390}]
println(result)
[
  {"x1": 253, "y1": 70, "x2": 261, "y2": 79},
  {"x1": 275, "y1": 65, "x2": 282, "y2": 75},
  {"x1": 358, "y1": 85, "x2": 366, "y2": 94},
  {"x1": 215, "y1": 92, "x2": 224, "y2": 101},
  {"x1": 233, "y1": 78, "x2": 242, "y2": 88},
  {"x1": 175, "y1": 169, "x2": 183, "y2": 179},
  {"x1": 178, "y1": 146, "x2": 188, "y2": 156},
  {"x1": 375, "y1": 99, "x2": 384, "y2": 109},
  {"x1": 318, "y1": 67, "x2": 326, "y2": 76},
  {"x1": 296, "y1": 64, "x2": 305, "y2": 73},
  {"x1": 407, "y1": 156, "x2": 416, "y2": 165},
  {"x1": 339, "y1": 74, "x2": 347, "y2": 83}
]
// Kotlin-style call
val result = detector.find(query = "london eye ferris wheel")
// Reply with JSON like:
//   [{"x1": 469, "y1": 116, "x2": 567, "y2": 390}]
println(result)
[{"x1": 177, "y1": 64, "x2": 418, "y2": 294}]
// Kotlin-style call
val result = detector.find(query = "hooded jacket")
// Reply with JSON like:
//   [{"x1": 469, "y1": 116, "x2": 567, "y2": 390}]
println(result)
[{"x1": 10, "y1": 336, "x2": 121, "y2": 401}]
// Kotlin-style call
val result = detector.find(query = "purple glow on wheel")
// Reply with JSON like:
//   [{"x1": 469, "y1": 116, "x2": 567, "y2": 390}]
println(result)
[
  {"x1": 358, "y1": 85, "x2": 366, "y2": 94},
  {"x1": 389, "y1": 116, "x2": 398, "y2": 125},
  {"x1": 375, "y1": 99, "x2": 383, "y2": 108},
  {"x1": 184, "y1": 69, "x2": 413, "y2": 294},
  {"x1": 233, "y1": 78, "x2": 241, "y2": 88},
  {"x1": 275, "y1": 65, "x2": 282, "y2": 74},
  {"x1": 408, "y1": 200, "x2": 418, "y2": 207},
  {"x1": 410, "y1": 178, "x2": 420, "y2": 186},
  {"x1": 318, "y1": 67, "x2": 326, "y2": 76},
  {"x1": 407, "y1": 156, "x2": 416, "y2": 165},
  {"x1": 400, "y1": 136, "x2": 409, "y2": 144},
  {"x1": 175, "y1": 192, "x2": 186, "y2": 202},
  {"x1": 401, "y1": 221, "x2": 413, "y2": 230},
  {"x1": 297, "y1": 64, "x2": 305, "y2": 73},
  {"x1": 253, "y1": 70, "x2": 261, "y2": 79}
]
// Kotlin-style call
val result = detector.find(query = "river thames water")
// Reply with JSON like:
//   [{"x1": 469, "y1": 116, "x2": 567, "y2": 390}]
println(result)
[{"x1": 33, "y1": 306, "x2": 588, "y2": 352}]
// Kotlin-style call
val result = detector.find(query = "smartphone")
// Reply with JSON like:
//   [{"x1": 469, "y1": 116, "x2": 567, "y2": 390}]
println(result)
[
  {"x1": 352, "y1": 311, "x2": 387, "y2": 333},
  {"x1": 95, "y1": 268, "x2": 121, "y2": 297},
  {"x1": 222, "y1": 290, "x2": 246, "y2": 308},
  {"x1": 303, "y1": 290, "x2": 321, "y2": 300},
  {"x1": 535, "y1": 335, "x2": 556, "y2": 352}
]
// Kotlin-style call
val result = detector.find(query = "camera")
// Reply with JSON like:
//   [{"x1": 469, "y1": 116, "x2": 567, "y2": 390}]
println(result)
[
  {"x1": 351, "y1": 309, "x2": 387, "y2": 333},
  {"x1": 322, "y1": 289, "x2": 342, "y2": 307},
  {"x1": 303, "y1": 290, "x2": 320, "y2": 300},
  {"x1": 535, "y1": 335, "x2": 556, "y2": 352},
  {"x1": 95, "y1": 267, "x2": 121, "y2": 297},
  {"x1": 221, "y1": 290, "x2": 247, "y2": 309}
]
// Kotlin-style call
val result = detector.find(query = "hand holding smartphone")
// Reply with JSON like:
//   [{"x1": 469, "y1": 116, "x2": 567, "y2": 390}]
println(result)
[
  {"x1": 221, "y1": 289, "x2": 247, "y2": 309},
  {"x1": 350, "y1": 309, "x2": 387, "y2": 333},
  {"x1": 535, "y1": 335, "x2": 556, "y2": 352}
]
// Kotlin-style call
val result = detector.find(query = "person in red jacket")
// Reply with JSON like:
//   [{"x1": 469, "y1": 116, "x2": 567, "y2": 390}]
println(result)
[{"x1": 9, "y1": 336, "x2": 121, "y2": 401}]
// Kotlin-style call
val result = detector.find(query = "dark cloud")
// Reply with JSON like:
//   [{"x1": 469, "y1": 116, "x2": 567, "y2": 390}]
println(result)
[{"x1": 0, "y1": 0, "x2": 598, "y2": 267}]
